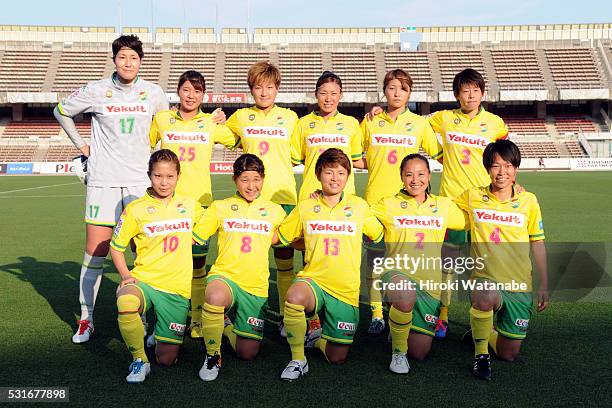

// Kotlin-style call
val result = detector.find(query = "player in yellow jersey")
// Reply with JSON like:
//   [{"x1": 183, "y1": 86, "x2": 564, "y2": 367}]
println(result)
[
  {"x1": 429, "y1": 69, "x2": 509, "y2": 338},
  {"x1": 357, "y1": 69, "x2": 443, "y2": 335},
  {"x1": 110, "y1": 150, "x2": 204, "y2": 383},
  {"x1": 291, "y1": 71, "x2": 363, "y2": 202},
  {"x1": 224, "y1": 62, "x2": 299, "y2": 336},
  {"x1": 277, "y1": 148, "x2": 384, "y2": 381},
  {"x1": 371, "y1": 154, "x2": 467, "y2": 374},
  {"x1": 149, "y1": 70, "x2": 237, "y2": 339},
  {"x1": 454, "y1": 140, "x2": 548, "y2": 380},
  {"x1": 193, "y1": 154, "x2": 286, "y2": 381}
]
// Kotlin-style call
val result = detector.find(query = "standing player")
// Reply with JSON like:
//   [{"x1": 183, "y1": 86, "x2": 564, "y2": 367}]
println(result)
[
  {"x1": 224, "y1": 62, "x2": 299, "y2": 336},
  {"x1": 291, "y1": 71, "x2": 363, "y2": 202},
  {"x1": 371, "y1": 154, "x2": 467, "y2": 374},
  {"x1": 54, "y1": 35, "x2": 169, "y2": 343},
  {"x1": 358, "y1": 69, "x2": 443, "y2": 335},
  {"x1": 110, "y1": 149, "x2": 203, "y2": 383},
  {"x1": 149, "y1": 70, "x2": 237, "y2": 338},
  {"x1": 428, "y1": 68, "x2": 509, "y2": 338},
  {"x1": 277, "y1": 149, "x2": 384, "y2": 381},
  {"x1": 455, "y1": 140, "x2": 548, "y2": 380},
  {"x1": 194, "y1": 154, "x2": 286, "y2": 381}
]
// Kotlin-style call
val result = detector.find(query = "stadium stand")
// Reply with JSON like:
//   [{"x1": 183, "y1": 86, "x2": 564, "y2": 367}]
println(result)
[
  {"x1": 278, "y1": 52, "x2": 323, "y2": 92},
  {"x1": 564, "y1": 140, "x2": 588, "y2": 157},
  {"x1": 544, "y1": 48, "x2": 603, "y2": 89},
  {"x1": 436, "y1": 50, "x2": 487, "y2": 90},
  {"x1": 0, "y1": 145, "x2": 38, "y2": 162},
  {"x1": 0, "y1": 50, "x2": 51, "y2": 91},
  {"x1": 223, "y1": 52, "x2": 270, "y2": 92},
  {"x1": 53, "y1": 51, "x2": 109, "y2": 92},
  {"x1": 491, "y1": 49, "x2": 545, "y2": 89},
  {"x1": 504, "y1": 116, "x2": 548, "y2": 137},
  {"x1": 331, "y1": 52, "x2": 378, "y2": 92},
  {"x1": 384, "y1": 52, "x2": 434, "y2": 91},
  {"x1": 167, "y1": 52, "x2": 216, "y2": 92},
  {"x1": 2, "y1": 120, "x2": 60, "y2": 139},
  {"x1": 43, "y1": 144, "x2": 80, "y2": 161},
  {"x1": 513, "y1": 141, "x2": 562, "y2": 158},
  {"x1": 137, "y1": 51, "x2": 163, "y2": 84},
  {"x1": 553, "y1": 114, "x2": 600, "y2": 134}
]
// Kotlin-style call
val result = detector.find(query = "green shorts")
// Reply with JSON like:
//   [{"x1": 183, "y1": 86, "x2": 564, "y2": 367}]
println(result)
[
  {"x1": 444, "y1": 230, "x2": 470, "y2": 248},
  {"x1": 495, "y1": 291, "x2": 534, "y2": 340},
  {"x1": 132, "y1": 281, "x2": 189, "y2": 345},
  {"x1": 296, "y1": 277, "x2": 359, "y2": 344},
  {"x1": 381, "y1": 271, "x2": 441, "y2": 336},
  {"x1": 363, "y1": 234, "x2": 385, "y2": 252},
  {"x1": 207, "y1": 275, "x2": 267, "y2": 340}
]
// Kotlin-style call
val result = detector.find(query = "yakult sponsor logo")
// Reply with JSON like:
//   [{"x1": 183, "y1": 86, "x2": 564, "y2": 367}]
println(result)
[
  {"x1": 306, "y1": 134, "x2": 348, "y2": 146},
  {"x1": 169, "y1": 322, "x2": 186, "y2": 334},
  {"x1": 103, "y1": 103, "x2": 149, "y2": 115},
  {"x1": 473, "y1": 209, "x2": 525, "y2": 227},
  {"x1": 245, "y1": 126, "x2": 288, "y2": 139},
  {"x1": 337, "y1": 321, "x2": 356, "y2": 332},
  {"x1": 393, "y1": 216, "x2": 444, "y2": 230},
  {"x1": 143, "y1": 218, "x2": 192, "y2": 237},
  {"x1": 371, "y1": 134, "x2": 417, "y2": 147},
  {"x1": 247, "y1": 317, "x2": 264, "y2": 328},
  {"x1": 163, "y1": 131, "x2": 210, "y2": 144},
  {"x1": 307, "y1": 221, "x2": 356, "y2": 236},
  {"x1": 223, "y1": 219, "x2": 272, "y2": 234},
  {"x1": 446, "y1": 132, "x2": 489, "y2": 149}
]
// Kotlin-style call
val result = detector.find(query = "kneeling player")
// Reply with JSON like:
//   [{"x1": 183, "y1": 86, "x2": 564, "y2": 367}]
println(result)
[
  {"x1": 194, "y1": 154, "x2": 286, "y2": 381},
  {"x1": 455, "y1": 140, "x2": 548, "y2": 380},
  {"x1": 277, "y1": 148, "x2": 384, "y2": 381},
  {"x1": 371, "y1": 154, "x2": 467, "y2": 374},
  {"x1": 110, "y1": 150, "x2": 203, "y2": 383}
]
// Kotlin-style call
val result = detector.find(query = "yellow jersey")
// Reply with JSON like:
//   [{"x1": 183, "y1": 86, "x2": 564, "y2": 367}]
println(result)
[
  {"x1": 371, "y1": 191, "x2": 468, "y2": 298},
  {"x1": 225, "y1": 105, "x2": 299, "y2": 205},
  {"x1": 111, "y1": 190, "x2": 204, "y2": 298},
  {"x1": 455, "y1": 186, "x2": 545, "y2": 292},
  {"x1": 149, "y1": 109, "x2": 237, "y2": 207},
  {"x1": 429, "y1": 108, "x2": 508, "y2": 199},
  {"x1": 192, "y1": 194, "x2": 286, "y2": 297},
  {"x1": 291, "y1": 111, "x2": 362, "y2": 201},
  {"x1": 362, "y1": 109, "x2": 443, "y2": 205},
  {"x1": 278, "y1": 194, "x2": 384, "y2": 306}
]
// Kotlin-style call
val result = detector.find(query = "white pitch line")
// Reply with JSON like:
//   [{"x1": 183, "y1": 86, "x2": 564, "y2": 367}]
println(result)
[
  {"x1": 0, "y1": 181, "x2": 80, "y2": 194},
  {"x1": 0, "y1": 194, "x2": 85, "y2": 198}
]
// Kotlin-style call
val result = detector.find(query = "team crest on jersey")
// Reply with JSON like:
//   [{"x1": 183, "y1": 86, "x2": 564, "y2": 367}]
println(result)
[
  {"x1": 170, "y1": 117, "x2": 176, "y2": 124},
  {"x1": 313, "y1": 205, "x2": 321, "y2": 213},
  {"x1": 231, "y1": 204, "x2": 239, "y2": 211},
  {"x1": 453, "y1": 118, "x2": 461, "y2": 125},
  {"x1": 147, "y1": 206, "x2": 156, "y2": 214},
  {"x1": 480, "y1": 123, "x2": 488, "y2": 133},
  {"x1": 405, "y1": 122, "x2": 414, "y2": 132},
  {"x1": 139, "y1": 91, "x2": 148, "y2": 101},
  {"x1": 177, "y1": 204, "x2": 187, "y2": 214},
  {"x1": 258, "y1": 207, "x2": 268, "y2": 217},
  {"x1": 277, "y1": 116, "x2": 285, "y2": 125},
  {"x1": 400, "y1": 201, "x2": 408, "y2": 209},
  {"x1": 343, "y1": 206, "x2": 353, "y2": 217},
  {"x1": 309, "y1": 122, "x2": 316, "y2": 129},
  {"x1": 511, "y1": 201, "x2": 520, "y2": 209},
  {"x1": 249, "y1": 114, "x2": 256, "y2": 121},
  {"x1": 378, "y1": 120, "x2": 385, "y2": 128},
  {"x1": 336, "y1": 122, "x2": 344, "y2": 131},
  {"x1": 482, "y1": 195, "x2": 490, "y2": 202},
  {"x1": 429, "y1": 204, "x2": 439, "y2": 213},
  {"x1": 105, "y1": 90, "x2": 112, "y2": 98}
]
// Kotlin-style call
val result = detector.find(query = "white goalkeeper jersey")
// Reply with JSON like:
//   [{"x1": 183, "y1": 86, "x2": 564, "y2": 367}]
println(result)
[{"x1": 57, "y1": 73, "x2": 169, "y2": 187}]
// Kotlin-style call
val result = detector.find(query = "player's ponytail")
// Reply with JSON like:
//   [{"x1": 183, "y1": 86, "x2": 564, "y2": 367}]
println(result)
[
  {"x1": 148, "y1": 149, "x2": 180, "y2": 176},
  {"x1": 233, "y1": 154, "x2": 265, "y2": 180},
  {"x1": 400, "y1": 153, "x2": 431, "y2": 195}
]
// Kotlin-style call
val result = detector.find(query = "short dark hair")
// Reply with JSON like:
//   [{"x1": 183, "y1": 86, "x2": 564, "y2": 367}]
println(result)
[
  {"x1": 178, "y1": 70, "x2": 206, "y2": 93},
  {"x1": 233, "y1": 154, "x2": 265, "y2": 179},
  {"x1": 148, "y1": 149, "x2": 180, "y2": 175},
  {"x1": 315, "y1": 148, "x2": 351, "y2": 178},
  {"x1": 315, "y1": 71, "x2": 342, "y2": 93},
  {"x1": 483, "y1": 139, "x2": 521, "y2": 170},
  {"x1": 112, "y1": 35, "x2": 144, "y2": 60},
  {"x1": 452, "y1": 68, "x2": 485, "y2": 96},
  {"x1": 400, "y1": 153, "x2": 431, "y2": 194}
]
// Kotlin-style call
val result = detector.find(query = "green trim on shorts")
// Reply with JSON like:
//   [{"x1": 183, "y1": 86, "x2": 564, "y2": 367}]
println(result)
[
  {"x1": 206, "y1": 275, "x2": 267, "y2": 340},
  {"x1": 192, "y1": 241, "x2": 209, "y2": 258},
  {"x1": 444, "y1": 229, "x2": 470, "y2": 248},
  {"x1": 294, "y1": 277, "x2": 358, "y2": 344}
]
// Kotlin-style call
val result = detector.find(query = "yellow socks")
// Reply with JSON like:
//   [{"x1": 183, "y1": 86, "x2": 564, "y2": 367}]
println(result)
[
  {"x1": 275, "y1": 257, "x2": 294, "y2": 317},
  {"x1": 117, "y1": 294, "x2": 147, "y2": 362},
  {"x1": 284, "y1": 302, "x2": 307, "y2": 361},
  {"x1": 202, "y1": 303, "x2": 224, "y2": 355},
  {"x1": 438, "y1": 305, "x2": 449, "y2": 322},
  {"x1": 190, "y1": 266, "x2": 207, "y2": 334},
  {"x1": 223, "y1": 324, "x2": 237, "y2": 351},
  {"x1": 389, "y1": 306, "x2": 413, "y2": 354},
  {"x1": 315, "y1": 338, "x2": 329, "y2": 362},
  {"x1": 488, "y1": 329, "x2": 499, "y2": 354},
  {"x1": 470, "y1": 307, "x2": 494, "y2": 356}
]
